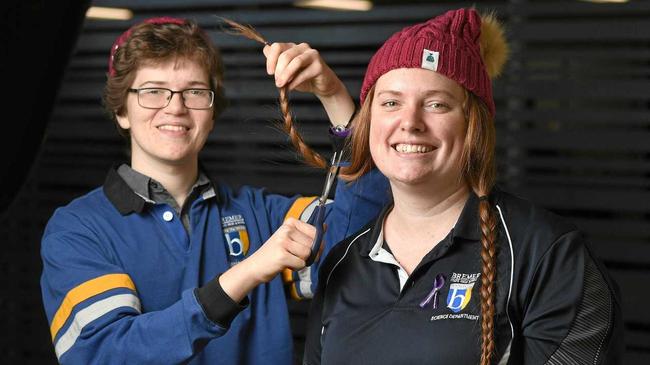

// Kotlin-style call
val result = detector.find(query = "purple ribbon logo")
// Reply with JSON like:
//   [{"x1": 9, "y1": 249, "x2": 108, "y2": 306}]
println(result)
[{"x1": 419, "y1": 273, "x2": 446, "y2": 309}]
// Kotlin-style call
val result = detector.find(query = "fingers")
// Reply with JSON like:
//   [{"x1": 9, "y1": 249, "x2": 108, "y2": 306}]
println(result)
[
  {"x1": 277, "y1": 218, "x2": 316, "y2": 261},
  {"x1": 264, "y1": 42, "x2": 319, "y2": 88},
  {"x1": 285, "y1": 55, "x2": 324, "y2": 90},
  {"x1": 284, "y1": 217, "x2": 317, "y2": 241},
  {"x1": 276, "y1": 46, "x2": 320, "y2": 89},
  {"x1": 264, "y1": 42, "x2": 295, "y2": 75},
  {"x1": 247, "y1": 217, "x2": 318, "y2": 283}
]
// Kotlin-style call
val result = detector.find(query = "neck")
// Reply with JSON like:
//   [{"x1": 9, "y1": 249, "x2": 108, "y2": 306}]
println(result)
[
  {"x1": 383, "y1": 181, "x2": 470, "y2": 274},
  {"x1": 389, "y1": 177, "x2": 469, "y2": 218},
  {"x1": 386, "y1": 180, "x2": 470, "y2": 245},
  {"x1": 131, "y1": 158, "x2": 198, "y2": 208}
]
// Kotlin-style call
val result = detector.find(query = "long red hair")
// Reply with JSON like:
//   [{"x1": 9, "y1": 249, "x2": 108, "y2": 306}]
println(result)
[{"x1": 342, "y1": 89, "x2": 499, "y2": 365}]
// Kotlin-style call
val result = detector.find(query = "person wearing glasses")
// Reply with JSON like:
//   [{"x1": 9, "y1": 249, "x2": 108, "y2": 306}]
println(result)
[
  {"x1": 303, "y1": 8, "x2": 623, "y2": 365},
  {"x1": 40, "y1": 17, "x2": 389, "y2": 364}
]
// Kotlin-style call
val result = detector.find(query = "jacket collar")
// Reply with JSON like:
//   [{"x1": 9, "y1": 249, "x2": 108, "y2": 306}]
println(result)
[
  {"x1": 103, "y1": 165, "x2": 147, "y2": 215},
  {"x1": 102, "y1": 164, "x2": 220, "y2": 216}
]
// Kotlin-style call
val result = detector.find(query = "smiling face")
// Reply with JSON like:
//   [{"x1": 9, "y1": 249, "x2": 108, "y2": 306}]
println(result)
[
  {"x1": 116, "y1": 58, "x2": 214, "y2": 170},
  {"x1": 369, "y1": 68, "x2": 467, "y2": 190}
]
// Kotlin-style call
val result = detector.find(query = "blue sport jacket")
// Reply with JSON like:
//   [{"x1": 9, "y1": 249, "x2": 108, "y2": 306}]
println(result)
[{"x1": 41, "y1": 167, "x2": 390, "y2": 364}]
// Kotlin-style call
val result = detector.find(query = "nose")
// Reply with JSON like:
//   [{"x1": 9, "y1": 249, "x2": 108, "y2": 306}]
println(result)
[
  {"x1": 164, "y1": 91, "x2": 187, "y2": 114},
  {"x1": 399, "y1": 105, "x2": 425, "y2": 132}
]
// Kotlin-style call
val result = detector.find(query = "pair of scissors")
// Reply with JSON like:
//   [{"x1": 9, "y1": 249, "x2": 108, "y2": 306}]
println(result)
[{"x1": 305, "y1": 144, "x2": 345, "y2": 266}]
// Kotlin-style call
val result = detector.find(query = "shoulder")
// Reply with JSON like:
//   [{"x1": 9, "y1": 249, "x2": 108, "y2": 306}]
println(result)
[
  {"x1": 215, "y1": 182, "x2": 278, "y2": 204},
  {"x1": 45, "y1": 187, "x2": 117, "y2": 231},
  {"x1": 318, "y1": 220, "x2": 375, "y2": 285},
  {"x1": 41, "y1": 187, "x2": 117, "y2": 257},
  {"x1": 492, "y1": 189, "x2": 579, "y2": 252},
  {"x1": 43, "y1": 186, "x2": 125, "y2": 244}
]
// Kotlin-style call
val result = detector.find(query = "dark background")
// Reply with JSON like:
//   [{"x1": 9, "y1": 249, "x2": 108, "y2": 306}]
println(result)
[{"x1": 1, "y1": 0, "x2": 649, "y2": 363}]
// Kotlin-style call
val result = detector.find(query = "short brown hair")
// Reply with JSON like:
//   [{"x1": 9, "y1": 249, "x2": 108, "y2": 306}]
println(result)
[{"x1": 103, "y1": 20, "x2": 227, "y2": 139}]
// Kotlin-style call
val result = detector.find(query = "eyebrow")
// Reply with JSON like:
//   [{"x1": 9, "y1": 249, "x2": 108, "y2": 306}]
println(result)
[
  {"x1": 376, "y1": 89, "x2": 459, "y2": 100},
  {"x1": 137, "y1": 80, "x2": 210, "y2": 88}
]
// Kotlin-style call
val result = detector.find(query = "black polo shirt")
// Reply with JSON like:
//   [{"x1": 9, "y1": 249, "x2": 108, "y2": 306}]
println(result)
[{"x1": 304, "y1": 190, "x2": 623, "y2": 364}]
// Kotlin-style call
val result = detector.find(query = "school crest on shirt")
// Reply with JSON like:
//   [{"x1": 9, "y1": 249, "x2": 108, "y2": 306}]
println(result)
[
  {"x1": 221, "y1": 214, "x2": 250, "y2": 265},
  {"x1": 446, "y1": 272, "x2": 480, "y2": 313}
]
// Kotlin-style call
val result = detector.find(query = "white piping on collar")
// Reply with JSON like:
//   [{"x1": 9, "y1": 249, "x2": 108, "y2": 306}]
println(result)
[
  {"x1": 134, "y1": 191, "x2": 155, "y2": 204},
  {"x1": 368, "y1": 223, "x2": 409, "y2": 291}
]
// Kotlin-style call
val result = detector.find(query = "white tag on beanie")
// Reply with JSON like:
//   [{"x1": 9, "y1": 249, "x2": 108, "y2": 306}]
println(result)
[{"x1": 421, "y1": 49, "x2": 439, "y2": 71}]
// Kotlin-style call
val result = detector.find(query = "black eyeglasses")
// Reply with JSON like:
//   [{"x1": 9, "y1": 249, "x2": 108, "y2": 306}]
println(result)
[{"x1": 127, "y1": 87, "x2": 215, "y2": 110}]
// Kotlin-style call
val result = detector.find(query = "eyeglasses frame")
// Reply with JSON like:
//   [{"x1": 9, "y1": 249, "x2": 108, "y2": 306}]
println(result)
[{"x1": 127, "y1": 87, "x2": 215, "y2": 110}]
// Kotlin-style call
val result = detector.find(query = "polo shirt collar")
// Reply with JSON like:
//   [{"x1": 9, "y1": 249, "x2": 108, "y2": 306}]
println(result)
[
  {"x1": 116, "y1": 164, "x2": 155, "y2": 203},
  {"x1": 361, "y1": 203, "x2": 391, "y2": 257},
  {"x1": 103, "y1": 164, "x2": 219, "y2": 216}
]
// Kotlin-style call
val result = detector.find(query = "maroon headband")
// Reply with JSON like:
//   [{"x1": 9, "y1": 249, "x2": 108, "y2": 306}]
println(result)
[{"x1": 108, "y1": 16, "x2": 186, "y2": 77}]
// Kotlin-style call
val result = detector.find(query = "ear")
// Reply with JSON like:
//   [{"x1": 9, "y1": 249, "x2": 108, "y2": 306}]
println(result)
[{"x1": 115, "y1": 112, "x2": 131, "y2": 130}]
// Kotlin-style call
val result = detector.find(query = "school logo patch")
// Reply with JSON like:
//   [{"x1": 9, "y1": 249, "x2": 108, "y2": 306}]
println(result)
[
  {"x1": 446, "y1": 272, "x2": 480, "y2": 313},
  {"x1": 221, "y1": 214, "x2": 250, "y2": 265}
]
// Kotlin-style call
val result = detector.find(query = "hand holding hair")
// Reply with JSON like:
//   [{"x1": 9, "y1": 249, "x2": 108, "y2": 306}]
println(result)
[{"x1": 220, "y1": 17, "x2": 357, "y2": 169}]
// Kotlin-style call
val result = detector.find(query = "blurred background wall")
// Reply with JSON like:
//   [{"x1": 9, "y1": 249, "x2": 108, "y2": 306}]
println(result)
[{"x1": 1, "y1": 0, "x2": 649, "y2": 363}]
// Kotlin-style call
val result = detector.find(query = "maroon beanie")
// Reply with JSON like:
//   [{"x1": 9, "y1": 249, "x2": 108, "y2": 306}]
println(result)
[
  {"x1": 360, "y1": 8, "x2": 495, "y2": 117},
  {"x1": 108, "y1": 16, "x2": 186, "y2": 77}
]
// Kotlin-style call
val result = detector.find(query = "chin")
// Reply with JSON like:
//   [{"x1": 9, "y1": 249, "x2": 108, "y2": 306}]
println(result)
[
  {"x1": 153, "y1": 150, "x2": 194, "y2": 165},
  {"x1": 388, "y1": 172, "x2": 431, "y2": 186}
]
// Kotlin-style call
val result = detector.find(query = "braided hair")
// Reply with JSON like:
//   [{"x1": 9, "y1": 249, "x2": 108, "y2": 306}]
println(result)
[{"x1": 220, "y1": 18, "x2": 327, "y2": 169}]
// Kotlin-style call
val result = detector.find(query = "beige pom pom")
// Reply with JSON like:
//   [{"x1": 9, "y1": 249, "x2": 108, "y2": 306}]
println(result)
[{"x1": 480, "y1": 12, "x2": 509, "y2": 79}]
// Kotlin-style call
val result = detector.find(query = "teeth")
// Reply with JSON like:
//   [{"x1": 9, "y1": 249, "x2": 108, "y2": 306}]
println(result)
[
  {"x1": 158, "y1": 125, "x2": 188, "y2": 132},
  {"x1": 394, "y1": 143, "x2": 433, "y2": 154}
]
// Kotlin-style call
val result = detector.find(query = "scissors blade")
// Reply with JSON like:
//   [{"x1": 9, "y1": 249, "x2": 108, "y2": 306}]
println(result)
[{"x1": 305, "y1": 150, "x2": 344, "y2": 266}]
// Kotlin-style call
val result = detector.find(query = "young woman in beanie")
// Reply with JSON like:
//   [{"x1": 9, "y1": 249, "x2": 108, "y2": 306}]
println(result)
[
  {"x1": 40, "y1": 17, "x2": 390, "y2": 364},
  {"x1": 304, "y1": 8, "x2": 623, "y2": 364}
]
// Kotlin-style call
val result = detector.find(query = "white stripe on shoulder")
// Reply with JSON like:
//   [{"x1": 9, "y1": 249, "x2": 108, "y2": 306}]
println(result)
[
  {"x1": 55, "y1": 293, "x2": 141, "y2": 359},
  {"x1": 497, "y1": 341, "x2": 512, "y2": 365},
  {"x1": 325, "y1": 228, "x2": 371, "y2": 286},
  {"x1": 496, "y1": 204, "x2": 515, "y2": 346}
]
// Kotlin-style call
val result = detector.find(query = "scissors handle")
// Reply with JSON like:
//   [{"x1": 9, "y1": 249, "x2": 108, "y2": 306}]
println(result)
[{"x1": 305, "y1": 203, "x2": 326, "y2": 266}]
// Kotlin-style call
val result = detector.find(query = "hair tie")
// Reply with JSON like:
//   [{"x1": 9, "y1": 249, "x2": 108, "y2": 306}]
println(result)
[
  {"x1": 329, "y1": 108, "x2": 357, "y2": 138},
  {"x1": 478, "y1": 195, "x2": 490, "y2": 201}
]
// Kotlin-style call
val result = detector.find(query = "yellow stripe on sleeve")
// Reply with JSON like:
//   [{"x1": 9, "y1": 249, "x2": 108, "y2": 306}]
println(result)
[
  {"x1": 283, "y1": 196, "x2": 317, "y2": 222},
  {"x1": 282, "y1": 268, "x2": 293, "y2": 283},
  {"x1": 50, "y1": 273, "x2": 137, "y2": 341},
  {"x1": 288, "y1": 283, "x2": 303, "y2": 301},
  {"x1": 283, "y1": 197, "x2": 317, "y2": 294}
]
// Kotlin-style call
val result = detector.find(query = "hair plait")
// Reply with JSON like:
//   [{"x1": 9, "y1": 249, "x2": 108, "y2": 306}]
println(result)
[{"x1": 220, "y1": 17, "x2": 326, "y2": 169}]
